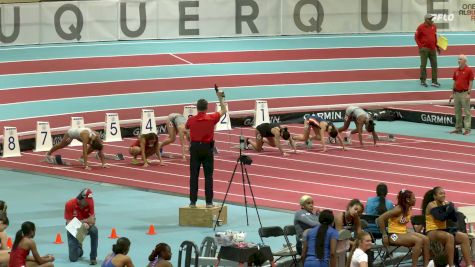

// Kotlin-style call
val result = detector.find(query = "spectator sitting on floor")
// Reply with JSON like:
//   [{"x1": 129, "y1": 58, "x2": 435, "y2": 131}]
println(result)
[
  {"x1": 294, "y1": 195, "x2": 320, "y2": 255},
  {"x1": 421, "y1": 186, "x2": 473, "y2": 267},
  {"x1": 147, "y1": 243, "x2": 172, "y2": 267},
  {"x1": 8, "y1": 221, "x2": 54, "y2": 267},
  {"x1": 428, "y1": 240, "x2": 448, "y2": 267},
  {"x1": 376, "y1": 189, "x2": 429, "y2": 267},
  {"x1": 347, "y1": 232, "x2": 372, "y2": 267},
  {"x1": 301, "y1": 209, "x2": 338, "y2": 267},
  {"x1": 102, "y1": 237, "x2": 135, "y2": 267},
  {"x1": 0, "y1": 213, "x2": 10, "y2": 266}
]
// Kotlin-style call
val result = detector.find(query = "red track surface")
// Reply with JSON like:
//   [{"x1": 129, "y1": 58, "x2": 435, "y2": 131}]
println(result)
[
  {"x1": 0, "y1": 68, "x2": 454, "y2": 104},
  {"x1": 2, "y1": 126, "x2": 474, "y2": 212},
  {"x1": 1, "y1": 45, "x2": 474, "y2": 75},
  {"x1": 0, "y1": 91, "x2": 451, "y2": 133}
]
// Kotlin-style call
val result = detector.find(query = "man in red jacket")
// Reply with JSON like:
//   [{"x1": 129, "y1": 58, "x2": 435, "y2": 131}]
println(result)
[{"x1": 415, "y1": 14, "x2": 440, "y2": 88}]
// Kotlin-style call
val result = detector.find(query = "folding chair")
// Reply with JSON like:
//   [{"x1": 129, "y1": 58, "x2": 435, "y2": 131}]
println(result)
[
  {"x1": 381, "y1": 229, "x2": 412, "y2": 267},
  {"x1": 411, "y1": 214, "x2": 425, "y2": 233},
  {"x1": 178, "y1": 240, "x2": 199, "y2": 267},
  {"x1": 457, "y1": 206, "x2": 475, "y2": 245},
  {"x1": 258, "y1": 226, "x2": 298, "y2": 266},
  {"x1": 283, "y1": 225, "x2": 300, "y2": 265},
  {"x1": 199, "y1": 236, "x2": 218, "y2": 258}
]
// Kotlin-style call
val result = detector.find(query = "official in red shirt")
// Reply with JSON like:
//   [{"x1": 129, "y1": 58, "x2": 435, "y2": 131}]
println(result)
[
  {"x1": 415, "y1": 14, "x2": 440, "y2": 87},
  {"x1": 64, "y1": 188, "x2": 98, "y2": 265},
  {"x1": 449, "y1": 54, "x2": 473, "y2": 135},
  {"x1": 185, "y1": 88, "x2": 227, "y2": 208}
]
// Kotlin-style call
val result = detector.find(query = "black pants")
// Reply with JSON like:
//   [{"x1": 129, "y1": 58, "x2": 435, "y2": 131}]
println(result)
[{"x1": 189, "y1": 142, "x2": 214, "y2": 204}]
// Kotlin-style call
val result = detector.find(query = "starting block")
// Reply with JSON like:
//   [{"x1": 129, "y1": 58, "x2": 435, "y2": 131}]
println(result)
[
  {"x1": 44, "y1": 155, "x2": 70, "y2": 166},
  {"x1": 295, "y1": 140, "x2": 314, "y2": 149},
  {"x1": 370, "y1": 134, "x2": 396, "y2": 142},
  {"x1": 96, "y1": 152, "x2": 125, "y2": 161},
  {"x1": 343, "y1": 136, "x2": 352, "y2": 145},
  {"x1": 327, "y1": 137, "x2": 336, "y2": 144}
]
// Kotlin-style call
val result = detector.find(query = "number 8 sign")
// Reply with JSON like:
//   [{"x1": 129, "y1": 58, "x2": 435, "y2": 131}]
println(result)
[{"x1": 2, "y1": 126, "x2": 21, "y2": 158}]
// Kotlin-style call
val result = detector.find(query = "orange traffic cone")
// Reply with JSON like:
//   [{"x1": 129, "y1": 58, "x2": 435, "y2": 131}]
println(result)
[
  {"x1": 146, "y1": 224, "x2": 156, "y2": 235},
  {"x1": 108, "y1": 228, "x2": 118, "y2": 239},
  {"x1": 54, "y1": 233, "x2": 64, "y2": 244},
  {"x1": 7, "y1": 237, "x2": 12, "y2": 249}
]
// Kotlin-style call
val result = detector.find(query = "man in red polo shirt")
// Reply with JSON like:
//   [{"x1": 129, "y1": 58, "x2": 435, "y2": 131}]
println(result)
[
  {"x1": 415, "y1": 14, "x2": 440, "y2": 88},
  {"x1": 64, "y1": 188, "x2": 98, "y2": 265},
  {"x1": 450, "y1": 54, "x2": 473, "y2": 135},
  {"x1": 186, "y1": 88, "x2": 227, "y2": 208}
]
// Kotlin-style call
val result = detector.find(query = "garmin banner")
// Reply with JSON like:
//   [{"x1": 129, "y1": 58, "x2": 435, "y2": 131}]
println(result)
[{"x1": 1, "y1": 0, "x2": 475, "y2": 45}]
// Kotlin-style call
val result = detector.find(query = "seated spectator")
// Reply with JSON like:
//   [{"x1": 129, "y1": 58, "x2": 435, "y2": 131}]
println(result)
[
  {"x1": 334, "y1": 199, "x2": 364, "y2": 235},
  {"x1": 376, "y1": 189, "x2": 429, "y2": 267},
  {"x1": 0, "y1": 213, "x2": 10, "y2": 266},
  {"x1": 422, "y1": 186, "x2": 473, "y2": 267},
  {"x1": 301, "y1": 210, "x2": 338, "y2": 267},
  {"x1": 102, "y1": 237, "x2": 135, "y2": 267},
  {"x1": 294, "y1": 195, "x2": 320, "y2": 254},
  {"x1": 9, "y1": 221, "x2": 55, "y2": 267},
  {"x1": 364, "y1": 183, "x2": 394, "y2": 237},
  {"x1": 147, "y1": 243, "x2": 172, "y2": 267},
  {"x1": 365, "y1": 183, "x2": 394, "y2": 215},
  {"x1": 347, "y1": 232, "x2": 372, "y2": 267},
  {"x1": 428, "y1": 241, "x2": 448, "y2": 267}
]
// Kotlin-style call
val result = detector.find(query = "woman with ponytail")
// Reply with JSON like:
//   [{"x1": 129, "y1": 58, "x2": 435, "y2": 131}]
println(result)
[
  {"x1": 347, "y1": 232, "x2": 372, "y2": 267},
  {"x1": 376, "y1": 190, "x2": 429, "y2": 267},
  {"x1": 101, "y1": 237, "x2": 135, "y2": 267},
  {"x1": 291, "y1": 114, "x2": 346, "y2": 152},
  {"x1": 247, "y1": 123, "x2": 296, "y2": 156},
  {"x1": 301, "y1": 210, "x2": 338, "y2": 267},
  {"x1": 421, "y1": 186, "x2": 473, "y2": 267},
  {"x1": 365, "y1": 183, "x2": 394, "y2": 216},
  {"x1": 147, "y1": 243, "x2": 172, "y2": 267},
  {"x1": 338, "y1": 106, "x2": 378, "y2": 147},
  {"x1": 9, "y1": 221, "x2": 54, "y2": 267}
]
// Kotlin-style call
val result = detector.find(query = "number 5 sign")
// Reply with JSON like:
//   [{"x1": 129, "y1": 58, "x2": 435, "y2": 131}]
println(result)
[{"x1": 104, "y1": 113, "x2": 122, "y2": 142}]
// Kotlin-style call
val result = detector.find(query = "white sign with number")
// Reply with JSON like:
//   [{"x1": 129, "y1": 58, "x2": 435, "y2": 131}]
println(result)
[
  {"x1": 141, "y1": 109, "x2": 156, "y2": 134},
  {"x1": 252, "y1": 100, "x2": 270, "y2": 128},
  {"x1": 183, "y1": 105, "x2": 198, "y2": 121},
  {"x1": 34, "y1": 121, "x2": 53, "y2": 152},
  {"x1": 2, "y1": 127, "x2": 21, "y2": 158},
  {"x1": 215, "y1": 103, "x2": 231, "y2": 131},
  {"x1": 104, "y1": 113, "x2": 122, "y2": 142}
]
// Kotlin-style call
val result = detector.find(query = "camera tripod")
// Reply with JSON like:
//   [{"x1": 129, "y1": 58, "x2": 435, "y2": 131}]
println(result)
[{"x1": 213, "y1": 141, "x2": 263, "y2": 233}]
